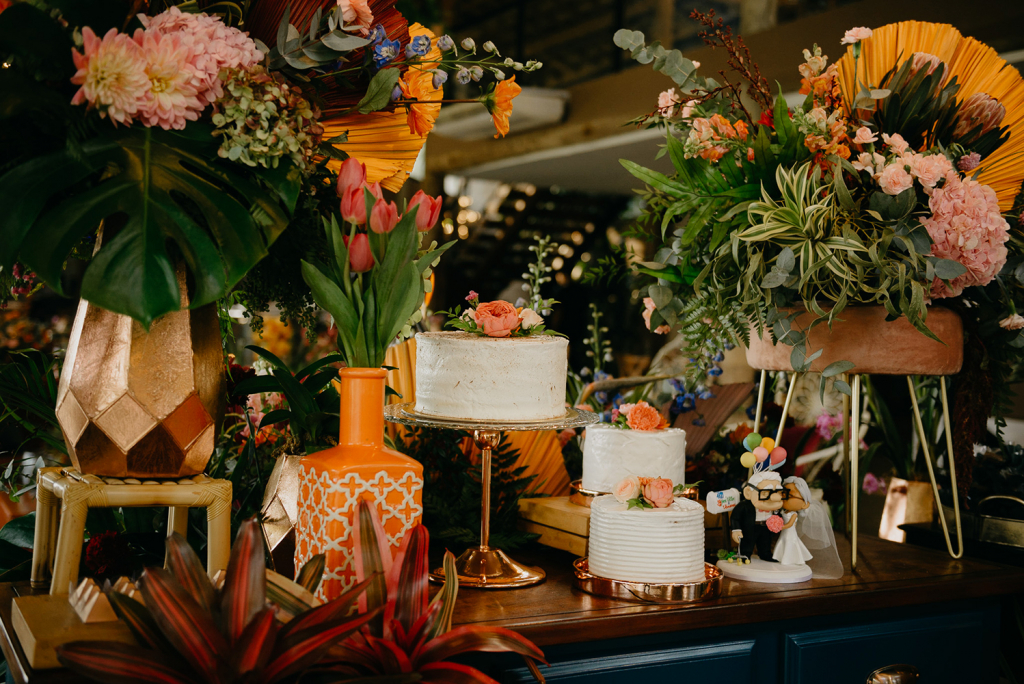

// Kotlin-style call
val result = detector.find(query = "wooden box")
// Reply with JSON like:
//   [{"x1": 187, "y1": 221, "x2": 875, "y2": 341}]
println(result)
[
  {"x1": 12, "y1": 594, "x2": 135, "y2": 669},
  {"x1": 518, "y1": 497, "x2": 590, "y2": 557}
]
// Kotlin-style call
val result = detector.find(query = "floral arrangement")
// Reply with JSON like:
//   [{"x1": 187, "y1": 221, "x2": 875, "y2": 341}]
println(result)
[
  {"x1": 442, "y1": 291, "x2": 558, "y2": 338},
  {"x1": 610, "y1": 400, "x2": 669, "y2": 431},
  {"x1": 300, "y1": 157, "x2": 450, "y2": 368},
  {"x1": 0, "y1": 0, "x2": 539, "y2": 326},
  {"x1": 613, "y1": 15, "x2": 1024, "y2": 425},
  {"x1": 613, "y1": 475, "x2": 688, "y2": 509}
]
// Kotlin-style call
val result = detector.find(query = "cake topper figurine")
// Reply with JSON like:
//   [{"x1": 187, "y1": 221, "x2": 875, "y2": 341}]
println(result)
[
  {"x1": 731, "y1": 470, "x2": 786, "y2": 561},
  {"x1": 773, "y1": 476, "x2": 813, "y2": 565}
]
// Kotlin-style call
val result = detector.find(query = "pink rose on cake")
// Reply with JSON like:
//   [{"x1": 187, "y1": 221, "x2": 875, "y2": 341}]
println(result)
[
  {"x1": 641, "y1": 477, "x2": 675, "y2": 508},
  {"x1": 613, "y1": 475, "x2": 641, "y2": 504},
  {"x1": 475, "y1": 300, "x2": 520, "y2": 337}
]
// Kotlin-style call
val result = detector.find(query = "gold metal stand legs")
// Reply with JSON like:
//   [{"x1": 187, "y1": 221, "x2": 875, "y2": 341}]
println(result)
[{"x1": 429, "y1": 430, "x2": 545, "y2": 588}]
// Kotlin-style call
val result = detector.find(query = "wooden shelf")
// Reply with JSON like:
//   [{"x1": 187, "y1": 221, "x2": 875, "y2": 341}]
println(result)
[{"x1": 3, "y1": 534, "x2": 1022, "y2": 683}]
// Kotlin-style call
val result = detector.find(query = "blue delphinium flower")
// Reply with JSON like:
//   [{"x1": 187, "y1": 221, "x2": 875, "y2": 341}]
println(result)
[
  {"x1": 698, "y1": 389, "x2": 715, "y2": 400},
  {"x1": 406, "y1": 35, "x2": 431, "y2": 58},
  {"x1": 713, "y1": 351, "x2": 725, "y2": 363},
  {"x1": 373, "y1": 38, "x2": 399, "y2": 68},
  {"x1": 455, "y1": 67, "x2": 471, "y2": 85},
  {"x1": 368, "y1": 25, "x2": 386, "y2": 44},
  {"x1": 436, "y1": 34, "x2": 455, "y2": 51},
  {"x1": 746, "y1": 404, "x2": 758, "y2": 420},
  {"x1": 431, "y1": 69, "x2": 448, "y2": 89},
  {"x1": 391, "y1": 84, "x2": 403, "y2": 101},
  {"x1": 469, "y1": 66, "x2": 484, "y2": 81},
  {"x1": 692, "y1": 417, "x2": 707, "y2": 427},
  {"x1": 707, "y1": 366, "x2": 723, "y2": 377}
]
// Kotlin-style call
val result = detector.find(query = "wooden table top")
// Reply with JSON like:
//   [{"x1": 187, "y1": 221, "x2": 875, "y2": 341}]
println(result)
[{"x1": 3, "y1": 534, "x2": 1023, "y2": 683}]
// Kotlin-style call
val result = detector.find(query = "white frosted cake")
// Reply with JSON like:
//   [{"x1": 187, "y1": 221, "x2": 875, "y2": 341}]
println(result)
[
  {"x1": 581, "y1": 424, "x2": 687, "y2": 493},
  {"x1": 588, "y1": 495, "x2": 705, "y2": 583},
  {"x1": 414, "y1": 331, "x2": 568, "y2": 421}
]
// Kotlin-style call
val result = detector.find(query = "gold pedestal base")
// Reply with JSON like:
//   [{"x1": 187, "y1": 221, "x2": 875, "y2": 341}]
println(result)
[{"x1": 430, "y1": 546, "x2": 546, "y2": 588}]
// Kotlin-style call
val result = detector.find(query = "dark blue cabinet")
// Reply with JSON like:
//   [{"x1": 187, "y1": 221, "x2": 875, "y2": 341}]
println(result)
[{"x1": 488, "y1": 601, "x2": 1000, "y2": 684}]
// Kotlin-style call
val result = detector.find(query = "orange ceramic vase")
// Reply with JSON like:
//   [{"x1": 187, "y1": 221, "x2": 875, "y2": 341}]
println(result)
[{"x1": 294, "y1": 368, "x2": 423, "y2": 600}]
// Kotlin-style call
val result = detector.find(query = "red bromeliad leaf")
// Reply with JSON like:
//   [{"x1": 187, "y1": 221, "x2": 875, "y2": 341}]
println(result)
[
  {"x1": 106, "y1": 591, "x2": 168, "y2": 651},
  {"x1": 56, "y1": 641, "x2": 195, "y2": 684},
  {"x1": 353, "y1": 499, "x2": 392, "y2": 637},
  {"x1": 389, "y1": 525, "x2": 428, "y2": 637},
  {"x1": 278, "y1": 575, "x2": 373, "y2": 640},
  {"x1": 231, "y1": 607, "x2": 278, "y2": 675},
  {"x1": 425, "y1": 550, "x2": 457, "y2": 640},
  {"x1": 419, "y1": 662, "x2": 501, "y2": 684},
  {"x1": 164, "y1": 532, "x2": 216, "y2": 614},
  {"x1": 390, "y1": 619, "x2": 409, "y2": 652},
  {"x1": 220, "y1": 518, "x2": 266, "y2": 644},
  {"x1": 363, "y1": 633, "x2": 413, "y2": 674},
  {"x1": 411, "y1": 626, "x2": 546, "y2": 670},
  {"x1": 321, "y1": 634, "x2": 383, "y2": 674},
  {"x1": 139, "y1": 568, "x2": 229, "y2": 684},
  {"x1": 295, "y1": 553, "x2": 326, "y2": 594},
  {"x1": 406, "y1": 600, "x2": 442, "y2": 656},
  {"x1": 262, "y1": 606, "x2": 382, "y2": 683}
]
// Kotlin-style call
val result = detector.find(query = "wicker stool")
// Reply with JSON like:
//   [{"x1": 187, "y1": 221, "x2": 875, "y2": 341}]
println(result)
[{"x1": 31, "y1": 467, "x2": 232, "y2": 594}]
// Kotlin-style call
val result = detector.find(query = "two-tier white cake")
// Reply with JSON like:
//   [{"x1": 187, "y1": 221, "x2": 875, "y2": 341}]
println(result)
[
  {"x1": 581, "y1": 424, "x2": 687, "y2": 493},
  {"x1": 414, "y1": 331, "x2": 568, "y2": 421},
  {"x1": 588, "y1": 494, "x2": 706, "y2": 583}
]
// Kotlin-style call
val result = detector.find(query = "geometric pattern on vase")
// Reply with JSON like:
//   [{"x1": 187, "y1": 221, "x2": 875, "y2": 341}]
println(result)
[
  {"x1": 54, "y1": 273, "x2": 224, "y2": 478},
  {"x1": 294, "y1": 462, "x2": 423, "y2": 601}
]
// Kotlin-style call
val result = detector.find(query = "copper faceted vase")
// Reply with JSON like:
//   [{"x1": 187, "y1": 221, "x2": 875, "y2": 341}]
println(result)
[{"x1": 55, "y1": 296, "x2": 224, "y2": 478}]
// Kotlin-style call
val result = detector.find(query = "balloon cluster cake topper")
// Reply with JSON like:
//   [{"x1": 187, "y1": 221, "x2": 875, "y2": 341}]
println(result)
[{"x1": 739, "y1": 432, "x2": 787, "y2": 472}]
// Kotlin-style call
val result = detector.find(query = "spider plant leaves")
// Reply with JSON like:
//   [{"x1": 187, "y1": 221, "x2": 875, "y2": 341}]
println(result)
[
  {"x1": 0, "y1": 127, "x2": 292, "y2": 327},
  {"x1": 619, "y1": 160, "x2": 687, "y2": 198}
]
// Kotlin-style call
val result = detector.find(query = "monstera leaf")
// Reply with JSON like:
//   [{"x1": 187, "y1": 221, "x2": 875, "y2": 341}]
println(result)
[{"x1": 0, "y1": 126, "x2": 300, "y2": 326}]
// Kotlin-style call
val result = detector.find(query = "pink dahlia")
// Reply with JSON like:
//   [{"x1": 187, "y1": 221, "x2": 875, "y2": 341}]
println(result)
[
  {"x1": 71, "y1": 27, "x2": 149, "y2": 125},
  {"x1": 923, "y1": 170, "x2": 1009, "y2": 298},
  {"x1": 133, "y1": 30, "x2": 202, "y2": 130},
  {"x1": 141, "y1": 6, "x2": 263, "y2": 106}
]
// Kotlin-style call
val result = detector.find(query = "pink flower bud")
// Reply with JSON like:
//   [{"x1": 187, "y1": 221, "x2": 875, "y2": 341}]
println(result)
[
  {"x1": 369, "y1": 199, "x2": 400, "y2": 234},
  {"x1": 407, "y1": 189, "x2": 443, "y2": 231},
  {"x1": 343, "y1": 233, "x2": 374, "y2": 273},
  {"x1": 341, "y1": 187, "x2": 367, "y2": 224},
  {"x1": 336, "y1": 157, "x2": 367, "y2": 197}
]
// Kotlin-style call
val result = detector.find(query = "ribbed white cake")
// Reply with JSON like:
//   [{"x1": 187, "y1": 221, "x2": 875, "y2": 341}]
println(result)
[
  {"x1": 588, "y1": 495, "x2": 705, "y2": 583},
  {"x1": 414, "y1": 332, "x2": 568, "y2": 421},
  {"x1": 581, "y1": 425, "x2": 687, "y2": 493}
]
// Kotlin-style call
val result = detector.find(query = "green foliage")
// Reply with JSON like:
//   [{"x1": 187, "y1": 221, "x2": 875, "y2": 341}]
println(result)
[
  {"x1": 232, "y1": 345, "x2": 342, "y2": 454},
  {"x1": 613, "y1": 29, "x2": 709, "y2": 91},
  {"x1": 301, "y1": 212, "x2": 453, "y2": 368},
  {"x1": 396, "y1": 427, "x2": 540, "y2": 553},
  {"x1": 0, "y1": 127, "x2": 299, "y2": 327}
]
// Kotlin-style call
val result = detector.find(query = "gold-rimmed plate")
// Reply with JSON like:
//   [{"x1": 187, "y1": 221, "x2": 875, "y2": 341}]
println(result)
[
  {"x1": 573, "y1": 558, "x2": 722, "y2": 604},
  {"x1": 384, "y1": 403, "x2": 600, "y2": 432}
]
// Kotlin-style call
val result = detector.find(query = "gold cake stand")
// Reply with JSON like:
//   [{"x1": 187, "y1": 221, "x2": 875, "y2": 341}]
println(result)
[
  {"x1": 573, "y1": 558, "x2": 722, "y2": 604},
  {"x1": 385, "y1": 403, "x2": 599, "y2": 589}
]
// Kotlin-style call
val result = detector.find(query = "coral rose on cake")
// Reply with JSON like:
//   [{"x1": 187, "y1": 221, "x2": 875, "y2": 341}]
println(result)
[
  {"x1": 626, "y1": 401, "x2": 666, "y2": 431},
  {"x1": 518, "y1": 308, "x2": 544, "y2": 329},
  {"x1": 613, "y1": 475, "x2": 642, "y2": 504},
  {"x1": 475, "y1": 300, "x2": 520, "y2": 337},
  {"x1": 643, "y1": 477, "x2": 675, "y2": 508}
]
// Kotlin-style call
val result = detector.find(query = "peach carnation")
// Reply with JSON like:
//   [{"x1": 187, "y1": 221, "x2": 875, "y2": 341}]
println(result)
[
  {"x1": 613, "y1": 476, "x2": 641, "y2": 504},
  {"x1": 475, "y1": 300, "x2": 520, "y2": 337},
  {"x1": 643, "y1": 477, "x2": 675, "y2": 508},
  {"x1": 841, "y1": 27, "x2": 873, "y2": 45},
  {"x1": 626, "y1": 401, "x2": 664, "y2": 431},
  {"x1": 923, "y1": 171, "x2": 1009, "y2": 298},
  {"x1": 881, "y1": 133, "x2": 909, "y2": 154},
  {"x1": 658, "y1": 88, "x2": 680, "y2": 117},
  {"x1": 338, "y1": 0, "x2": 374, "y2": 34},
  {"x1": 1000, "y1": 314, "x2": 1024, "y2": 330},
  {"x1": 852, "y1": 126, "x2": 877, "y2": 145},
  {"x1": 905, "y1": 153, "x2": 953, "y2": 191},
  {"x1": 878, "y1": 163, "x2": 913, "y2": 196},
  {"x1": 70, "y1": 27, "x2": 149, "y2": 126}
]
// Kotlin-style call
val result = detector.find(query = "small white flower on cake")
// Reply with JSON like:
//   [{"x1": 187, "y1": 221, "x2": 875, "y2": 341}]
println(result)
[{"x1": 518, "y1": 308, "x2": 543, "y2": 329}]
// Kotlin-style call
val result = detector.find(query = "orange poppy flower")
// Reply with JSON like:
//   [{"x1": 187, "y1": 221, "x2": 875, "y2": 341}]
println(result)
[{"x1": 487, "y1": 76, "x2": 521, "y2": 138}]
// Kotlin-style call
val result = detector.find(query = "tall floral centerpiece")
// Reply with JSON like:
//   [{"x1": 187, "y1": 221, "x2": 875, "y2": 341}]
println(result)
[
  {"x1": 0, "y1": 0, "x2": 535, "y2": 481},
  {"x1": 613, "y1": 16, "x2": 1024, "y2": 500}
]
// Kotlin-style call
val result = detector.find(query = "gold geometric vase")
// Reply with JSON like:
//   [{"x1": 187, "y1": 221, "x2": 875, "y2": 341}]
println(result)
[{"x1": 55, "y1": 277, "x2": 224, "y2": 478}]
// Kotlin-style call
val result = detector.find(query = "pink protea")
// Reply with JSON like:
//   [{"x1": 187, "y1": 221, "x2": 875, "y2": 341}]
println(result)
[
  {"x1": 953, "y1": 92, "x2": 1006, "y2": 141},
  {"x1": 70, "y1": 27, "x2": 149, "y2": 125},
  {"x1": 141, "y1": 6, "x2": 263, "y2": 106},
  {"x1": 133, "y1": 30, "x2": 202, "y2": 130},
  {"x1": 923, "y1": 170, "x2": 1009, "y2": 298}
]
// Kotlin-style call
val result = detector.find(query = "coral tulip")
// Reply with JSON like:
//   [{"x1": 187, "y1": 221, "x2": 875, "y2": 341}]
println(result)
[
  {"x1": 407, "y1": 190, "x2": 442, "y2": 231},
  {"x1": 343, "y1": 233, "x2": 374, "y2": 273},
  {"x1": 336, "y1": 157, "x2": 367, "y2": 197},
  {"x1": 340, "y1": 182, "x2": 384, "y2": 224},
  {"x1": 370, "y1": 199, "x2": 400, "y2": 234}
]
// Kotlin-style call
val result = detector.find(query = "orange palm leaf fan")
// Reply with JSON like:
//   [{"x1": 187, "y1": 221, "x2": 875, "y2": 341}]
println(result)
[{"x1": 836, "y1": 21, "x2": 1024, "y2": 210}]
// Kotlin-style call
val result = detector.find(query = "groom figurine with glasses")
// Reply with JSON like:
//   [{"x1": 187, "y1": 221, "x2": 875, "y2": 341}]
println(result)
[{"x1": 731, "y1": 471, "x2": 786, "y2": 561}]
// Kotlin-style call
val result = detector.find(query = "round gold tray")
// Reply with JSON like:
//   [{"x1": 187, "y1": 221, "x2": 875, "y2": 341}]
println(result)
[
  {"x1": 573, "y1": 558, "x2": 722, "y2": 604},
  {"x1": 384, "y1": 403, "x2": 600, "y2": 432}
]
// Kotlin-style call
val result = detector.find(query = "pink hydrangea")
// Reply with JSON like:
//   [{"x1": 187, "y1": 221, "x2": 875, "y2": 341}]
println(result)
[
  {"x1": 71, "y1": 27, "x2": 149, "y2": 125},
  {"x1": 141, "y1": 6, "x2": 263, "y2": 106},
  {"x1": 923, "y1": 171, "x2": 1010, "y2": 298},
  {"x1": 133, "y1": 29, "x2": 202, "y2": 130}
]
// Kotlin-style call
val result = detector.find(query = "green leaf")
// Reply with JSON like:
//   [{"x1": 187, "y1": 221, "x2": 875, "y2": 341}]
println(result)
[
  {"x1": 930, "y1": 257, "x2": 967, "y2": 280},
  {"x1": 320, "y1": 30, "x2": 370, "y2": 51},
  {"x1": 0, "y1": 512, "x2": 34, "y2": 549},
  {"x1": 821, "y1": 360, "x2": 855, "y2": 378},
  {"x1": 357, "y1": 68, "x2": 402, "y2": 114},
  {"x1": 619, "y1": 159, "x2": 687, "y2": 198}
]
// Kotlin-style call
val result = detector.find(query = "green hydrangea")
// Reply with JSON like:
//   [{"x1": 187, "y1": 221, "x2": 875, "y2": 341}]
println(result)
[{"x1": 211, "y1": 66, "x2": 323, "y2": 170}]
